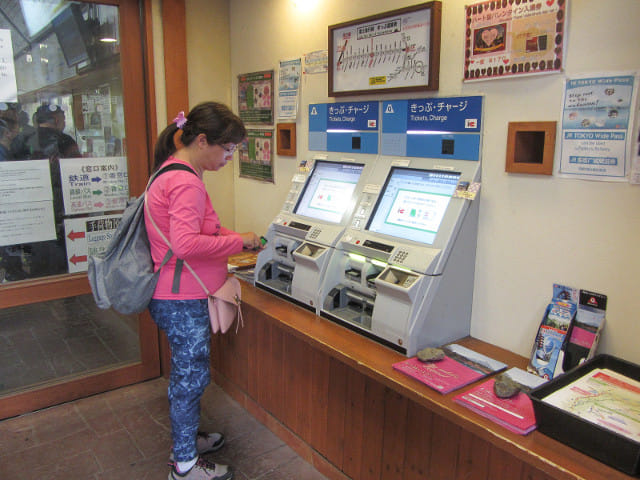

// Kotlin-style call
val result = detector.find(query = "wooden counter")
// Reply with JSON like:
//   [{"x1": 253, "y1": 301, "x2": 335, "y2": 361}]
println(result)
[{"x1": 210, "y1": 282, "x2": 634, "y2": 480}]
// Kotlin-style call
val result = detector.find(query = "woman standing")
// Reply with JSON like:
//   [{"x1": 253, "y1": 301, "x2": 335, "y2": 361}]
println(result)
[{"x1": 146, "y1": 102, "x2": 260, "y2": 480}]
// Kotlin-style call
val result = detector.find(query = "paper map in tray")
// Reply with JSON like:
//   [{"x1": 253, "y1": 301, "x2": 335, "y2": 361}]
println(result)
[
  {"x1": 542, "y1": 368, "x2": 640, "y2": 442},
  {"x1": 392, "y1": 344, "x2": 507, "y2": 394}
]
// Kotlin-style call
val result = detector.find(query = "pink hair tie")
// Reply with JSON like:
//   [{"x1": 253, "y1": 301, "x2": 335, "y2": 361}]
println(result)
[{"x1": 173, "y1": 111, "x2": 187, "y2": 129}]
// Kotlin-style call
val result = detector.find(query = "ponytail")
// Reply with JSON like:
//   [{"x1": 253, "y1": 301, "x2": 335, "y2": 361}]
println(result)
[{"x1": 153, "y1": 123, "x2": 180, "y2": 171}]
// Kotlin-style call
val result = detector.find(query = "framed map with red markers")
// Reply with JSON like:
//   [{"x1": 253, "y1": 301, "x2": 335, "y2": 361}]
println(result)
[{"x1": 463, "y1": 0, "x2": 567, "y2": 82}]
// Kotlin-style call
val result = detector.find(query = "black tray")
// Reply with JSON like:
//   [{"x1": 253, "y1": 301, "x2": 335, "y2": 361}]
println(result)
[{"x1": 529, "y1": 354, "x2": 640, "y2": 476}]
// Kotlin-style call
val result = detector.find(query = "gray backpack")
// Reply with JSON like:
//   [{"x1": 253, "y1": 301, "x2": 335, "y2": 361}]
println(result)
[{"x1": 88, "y1": 163, "x2": 196, "y2": 314}]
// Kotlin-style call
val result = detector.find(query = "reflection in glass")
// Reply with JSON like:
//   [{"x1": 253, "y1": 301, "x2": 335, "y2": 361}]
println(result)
[
  {"x1": 0, "y1": 2, "x2": 125, "y2": 283},
  {"x1": 0, "y1": 294, "x2": 140, "y2": 395},
  {"x1": 0, "y1": 2, "x2": 141, "y2": 397}
]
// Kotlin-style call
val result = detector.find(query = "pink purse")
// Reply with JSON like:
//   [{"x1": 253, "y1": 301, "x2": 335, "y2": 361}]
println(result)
[{"x1": 208, "y1": 276, "x2": 243, "y2": 334}]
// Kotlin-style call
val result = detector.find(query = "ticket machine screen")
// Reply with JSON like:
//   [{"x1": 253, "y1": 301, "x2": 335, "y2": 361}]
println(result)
[
  {"x1": 366, "y1": 167, "x2": 461, "y2": 245},
  {"x1": 293, "y1": 160, "x2": 365, "y2": 224}
]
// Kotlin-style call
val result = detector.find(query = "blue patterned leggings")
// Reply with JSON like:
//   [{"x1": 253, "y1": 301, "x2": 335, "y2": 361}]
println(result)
[{"x1": 149, "y1": 298, "x2": 210, "y2": 462}]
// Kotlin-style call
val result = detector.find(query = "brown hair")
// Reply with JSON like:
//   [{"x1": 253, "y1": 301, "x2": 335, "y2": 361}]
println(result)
[{"x1": 153, "y1": 102, "x2": 246, "y2": 171}]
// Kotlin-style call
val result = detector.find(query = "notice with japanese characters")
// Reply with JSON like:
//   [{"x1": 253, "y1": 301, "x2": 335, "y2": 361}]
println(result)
[
  {"x1": 64, "y1": 215, "x2": 121, "y2": 273},
  {"x1": 60, "y1": 156, "x2": 129, "y2": 215},
  {"x1": 0, "y1": 29, "x2": 18, "y2": 102},
  {"x1": 559, "y1": 73, "x2": 638, "y2": 180},
  {"x1": 0, "y1": 160, "x2": 56, "y2": 246},
  {"x1": 463, "y1": 0, "x2": 566, "y2": 82}
]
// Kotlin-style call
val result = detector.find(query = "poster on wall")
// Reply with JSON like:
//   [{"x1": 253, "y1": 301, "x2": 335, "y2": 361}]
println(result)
[
  {"x1": 304, "y1": 50, "x2": 328, "y2": 75},
  {"x1": 238, "y1": 70, "x2": 274, "y2": 125},
  {"x1": 278, "y1": 58, "x2": 301, "y2": 121},
  {"x1": 238, "y1": 130, "x2": 274, "y2": 183},
  {"x1": 463, "y1": 0, "x2": 567, "y2": 82},
  {"x1": 559, "y1": 73, "x2": 638, "y2": 181},
  {"x1": 631, "y1": 97, "x2": 640, "y2": 185}
]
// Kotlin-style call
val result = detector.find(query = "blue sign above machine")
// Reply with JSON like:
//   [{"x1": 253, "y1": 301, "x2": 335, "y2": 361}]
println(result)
[
  {"x1": 309, "y1": 101, "x2": 379, "y2": 154},
  {"x1": 382, "y1": 96, "x2": 483, "y2": 161}
]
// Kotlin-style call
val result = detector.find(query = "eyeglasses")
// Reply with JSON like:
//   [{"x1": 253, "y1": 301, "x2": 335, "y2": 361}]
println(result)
[{"x1": 221, "y1": 143, "x2": 238, "y2": 154}]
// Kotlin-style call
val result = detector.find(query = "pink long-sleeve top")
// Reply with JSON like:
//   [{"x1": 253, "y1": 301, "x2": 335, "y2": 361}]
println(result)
[{"x1": 144, "y1": 158, "x2": 244, "y2": 299}]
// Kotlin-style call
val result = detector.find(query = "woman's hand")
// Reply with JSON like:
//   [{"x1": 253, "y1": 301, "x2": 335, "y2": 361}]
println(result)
[{"x1": 239, "y1": 232, "x2": 262, "y2": 250}]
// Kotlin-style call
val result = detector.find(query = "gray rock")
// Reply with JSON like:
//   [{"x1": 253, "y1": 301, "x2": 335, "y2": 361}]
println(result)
[
  {"x1": 416, "y1": 347, "x2": 445, "y2": 362},
  {"x1": 493, "y1": 374, "x2": 521, "y2": 398}
]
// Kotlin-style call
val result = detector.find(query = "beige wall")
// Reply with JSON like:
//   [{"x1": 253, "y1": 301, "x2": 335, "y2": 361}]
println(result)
[
  {"x1": 175, "y1": 0, "x2": 640, "y2": 364},
  {"x1": 153, "y1": 0, "x2": 235, "y2": 228}
]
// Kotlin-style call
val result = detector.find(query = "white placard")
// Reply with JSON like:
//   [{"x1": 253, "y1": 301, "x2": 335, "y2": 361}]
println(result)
[
  {"x1": 0, "y1": 160, "x2": 56, "y2": 246},
  {"x1": 64, "y1": 214, "x2": 121, "y2": 273},
  {"x1": 0, "y1": 29, "x2": 18, "y2": 103}
]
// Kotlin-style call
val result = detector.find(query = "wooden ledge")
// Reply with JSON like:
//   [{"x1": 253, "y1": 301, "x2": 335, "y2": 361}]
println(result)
[{"x1": 239, "y1": 281, "x2": 632, "y2": 480}]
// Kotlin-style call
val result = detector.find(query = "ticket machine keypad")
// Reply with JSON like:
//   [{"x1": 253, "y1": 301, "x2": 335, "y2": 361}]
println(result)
[
  {"x1": 309, "y1": 228, "x2": 321, "y2": 240},
  {"x1": 392, "y1": 250, "x2": 409, "y2": 264}
]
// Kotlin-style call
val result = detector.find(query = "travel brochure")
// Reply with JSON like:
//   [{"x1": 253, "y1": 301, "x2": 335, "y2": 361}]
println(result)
[
  {"x1": 392, "y1": 343, "x2": 507, "y2": 394},
  {"x1": 454, "y1": 367, "x2": 546, "y2": 435}
]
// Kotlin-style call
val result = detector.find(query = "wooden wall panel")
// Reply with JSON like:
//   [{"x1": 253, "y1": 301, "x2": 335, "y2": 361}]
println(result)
[
  {"x1": 309, "y1": 348, "x2": 331, "y2": 457},
  {"x1": 359, "y1": 380, "x2": 386, "y2": 480},
  {"x1": 265, "y1": 324, "x2": 285, "y2": 419},
  {"x1": 325, "y1": 358, "x2": 349, "y2": 470},
  {"x1": 342, "y1": 369, "x2": 367, "y2": 479},
  {"x1": 403, "y1": 400, "x2": 433, "y2": 480},
  {"x1": 456, "y1": 430, "x2": 490, "y2": 480},
  {"x1": 488, "y1": 446, "x2": 524, "y2": 480},
  {"x1": 381, "y1": 389, "x2": 408, "y2": 480},
  {"x1": 521, "y1": 464, "x2": 557, "y2": 480},
  {"x1": 161, "y1": 0, "x2": 189, "y2": 123},
  {"x1": 294, "y1": 337, "x2": 313, "y2": 443},
  {"x1": 429, "y1": 415, "x2": 462, "y2": 480}
]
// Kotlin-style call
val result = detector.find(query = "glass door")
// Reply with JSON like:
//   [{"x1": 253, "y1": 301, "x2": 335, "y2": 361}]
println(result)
[{"x1": 0, "y1": 0, "x2": 159, "y2": 419}]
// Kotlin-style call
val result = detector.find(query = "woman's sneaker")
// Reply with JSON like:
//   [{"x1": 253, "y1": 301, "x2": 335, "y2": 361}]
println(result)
[
  {"x1": 169, "y1": 432, "x2": 225, "y2": 462},
  {"x1": 169, "y1": 457, "x2": 233, "y2": 480}
]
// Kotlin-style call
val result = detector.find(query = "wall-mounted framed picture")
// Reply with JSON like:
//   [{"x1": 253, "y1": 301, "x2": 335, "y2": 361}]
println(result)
[
  {"x1": 506, "y1": 121, "x2": 557, "y2": 175},
  {"x1": 276, "y1": 123, "x2": 296, "y2": 156},
  {"x1": 328, "y1": 1, "x2": 441, "y2": 97}
]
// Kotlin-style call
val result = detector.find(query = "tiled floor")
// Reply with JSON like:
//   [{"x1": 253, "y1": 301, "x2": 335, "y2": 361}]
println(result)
[{"x1": 0, "y1": 378, "x2": 330, "y2": 480}]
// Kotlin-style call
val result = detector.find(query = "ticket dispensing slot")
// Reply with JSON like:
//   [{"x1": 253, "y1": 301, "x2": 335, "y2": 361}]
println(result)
[
  {"x1": 321, "y1": 253, "x2": 386, "y2": 330},
  {"x1": 256, "y1": 237, "x2": 301, "y2": 296},
  {"x1": 323, "y1": 286, "x2": 375, "y2": 329}
]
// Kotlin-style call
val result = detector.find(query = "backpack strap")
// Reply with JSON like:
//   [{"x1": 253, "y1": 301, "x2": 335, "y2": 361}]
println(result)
[{"x1": 144, "y1": 162, "x2": 198, "y2": 294}]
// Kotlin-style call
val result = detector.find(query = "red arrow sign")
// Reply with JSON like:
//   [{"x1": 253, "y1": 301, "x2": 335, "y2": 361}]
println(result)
[
  {"x1": 70, "y1": 255, "x2": 87, "y2": 265},
  {"x1": 67, "y1": 230, "x2": 86, "y2": 241}
]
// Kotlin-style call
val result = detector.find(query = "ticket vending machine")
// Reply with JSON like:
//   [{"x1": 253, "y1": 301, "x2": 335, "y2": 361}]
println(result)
[
  {"x1": 315, "y1": 95, "x2": 484, "y2": 356},
  {"x1": 319, "y1": 160, "x2": 480, "y2": 356},
  {"x1": 255, "y1": 159, "x2": 370, "y2": 310}
]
